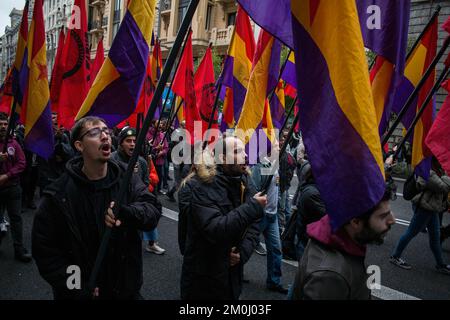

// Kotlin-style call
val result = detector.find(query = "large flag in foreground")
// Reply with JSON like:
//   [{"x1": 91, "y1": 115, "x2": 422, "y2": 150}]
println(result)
[
  {"x1": 76, "y1": 0, "x2": 157, "y2": 127},
  {"x1": 58, "y1": 0, "x2": 90, "y2": 129},
  {"x1": 292, "y1": 0, "x2": 385, "y2": 230},
  {"x1": 22, "y1": 0, "x2": 54, "y2": 159},
  {"x1": 426, "y1": 78, "x2": 450, "y2": 174}
]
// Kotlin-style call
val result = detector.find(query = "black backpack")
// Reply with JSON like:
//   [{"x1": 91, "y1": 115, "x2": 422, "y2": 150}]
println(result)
[{"x1": 403, "y1": 173, "x2": 421, "y2": 201}]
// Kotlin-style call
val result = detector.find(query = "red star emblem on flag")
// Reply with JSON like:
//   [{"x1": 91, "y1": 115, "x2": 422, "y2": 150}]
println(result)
[{"x1": 37, "y1": 63, "x2": 48, "y2": 81}]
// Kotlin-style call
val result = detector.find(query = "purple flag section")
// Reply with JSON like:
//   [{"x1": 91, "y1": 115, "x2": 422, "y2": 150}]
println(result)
[
  {"x1": 267, "y1": 38, "x2": 282, "y2": 96},
  {"x1": 281, "y1": 59, "x2": 296, "y2": 89},
  {"x1": 357, "y1": 0, "x2": 410, "y2": 72},
  {"x1": 237, "y1": 0, "x2": 293, "y2": 48}
]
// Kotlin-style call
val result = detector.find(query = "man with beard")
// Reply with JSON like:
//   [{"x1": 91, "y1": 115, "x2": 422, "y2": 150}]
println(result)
[
  {"x1": 178, "y1": 136, "x2": 267, "y2": 300},
  {"x1": 32, "y1": 116, "x2": 162, "y2": 299},
  {"x1": 0, "y1": 112, "x2": 30, "y2": 262},
  {"x1": 291, "y1": 187, "x2": 395, "y2": 300}
]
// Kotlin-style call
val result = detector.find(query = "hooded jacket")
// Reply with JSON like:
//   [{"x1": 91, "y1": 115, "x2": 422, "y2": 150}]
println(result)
[
  {"x1": 32, "y1": 156, "x2": 162, "y2": 299},
  {"x1": 0, "y1": 137, "x2": 26, "y2": 188},
  {"x1": 413, "y1": 170, "x2": 450, "y2": 213},
  {"x1": 178, "y1": 162, "x2": 264, "y2": 300},
  {"x1": 291, "y1": 215, "x2": 370, "y2": 300}
]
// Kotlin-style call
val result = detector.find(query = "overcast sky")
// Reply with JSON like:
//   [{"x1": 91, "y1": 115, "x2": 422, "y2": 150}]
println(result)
[{"x1": 0, "y1": 0, "x2": 26, "y2": 34}]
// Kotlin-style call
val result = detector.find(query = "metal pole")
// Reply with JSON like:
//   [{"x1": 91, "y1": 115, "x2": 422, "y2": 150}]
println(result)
[
  {"x1": 87, "y1": 0, "x2": 200, "y2": 293},
  {"x1": 382, "y1": 36, "x2": 450, "y2": 146},
  {"x1": 279, "y1": 96, "x2": 298, "y2": 135},
  {"x1": 392, "y1": 66, "x2": 450, "y2": 160}
]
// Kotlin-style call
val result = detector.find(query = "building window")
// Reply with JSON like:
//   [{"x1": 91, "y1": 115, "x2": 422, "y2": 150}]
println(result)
[
  {"x1": 205, "y1": 3, "x2": 213, "y2": 31},
  {"x1": 112, "y1": 0, "x2": 122, "y2": 39},
  {"x1": 177, "y1": 0, "x2": 190, "y2": 32},
  {"x1": 227, "y1": 12, "x2": 236, "y2": 26}
]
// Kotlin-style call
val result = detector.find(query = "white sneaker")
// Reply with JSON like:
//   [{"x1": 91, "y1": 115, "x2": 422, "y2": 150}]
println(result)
[{"x1": 145, "y1": 243, "x2": 166, "y2": 255}]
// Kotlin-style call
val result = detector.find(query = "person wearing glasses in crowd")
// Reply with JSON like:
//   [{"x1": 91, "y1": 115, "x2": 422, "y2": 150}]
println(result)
[{"x1": 32, "y1": 116, "x2": 162, "y2": 299}]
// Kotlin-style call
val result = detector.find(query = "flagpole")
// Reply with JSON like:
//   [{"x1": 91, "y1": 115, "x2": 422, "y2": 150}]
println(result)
[
  {"x1": 381, "y1": 36, "x2": 450, "y2": 146},
  {"x1": 260, "y1": 108, "x2": 300, "y2": 195},
  {"x1": 392, "y1": 65, "x2": 450, "y2": 161},
  {"x1": 160, "y1": 97, "x2": 184, "y2": 147},
  {"x1": 406, "y1": 6, "x2": 441, "y2": 62},
  {"x1": 279, "y1": 95, "x2": 298, "y2": 134},
  {"x1": 88, "y1": 0, "x2": 200, "y2": 293},
  {"x1": 153, "y1": 30, "x2": 192, "y2": 139}
]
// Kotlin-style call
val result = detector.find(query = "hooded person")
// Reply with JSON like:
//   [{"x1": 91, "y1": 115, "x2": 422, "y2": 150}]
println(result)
[
  {"x1": 177, "y1": 136, "x2": 267, "y2": 300},
  {"x1": 32, "y1": 116, "x2": 162, "y2": 299}
]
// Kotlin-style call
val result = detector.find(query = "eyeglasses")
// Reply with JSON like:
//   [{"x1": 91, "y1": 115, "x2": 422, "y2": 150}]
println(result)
[{"x1": 79, "y1": 127, "x2": 113, "y2": 140}]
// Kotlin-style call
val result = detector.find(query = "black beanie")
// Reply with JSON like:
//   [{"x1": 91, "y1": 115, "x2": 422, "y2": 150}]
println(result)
[{"x1": 119, "y1": 127, "x2": 136, "y2": 145}]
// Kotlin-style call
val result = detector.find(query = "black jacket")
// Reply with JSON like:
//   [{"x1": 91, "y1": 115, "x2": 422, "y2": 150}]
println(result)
[
  {"x1": 178, "y1": 166, "x2": 263, "y2": 300},
  {"x1": 32, "y1": 156, "x2": 162, "y2": 300}
]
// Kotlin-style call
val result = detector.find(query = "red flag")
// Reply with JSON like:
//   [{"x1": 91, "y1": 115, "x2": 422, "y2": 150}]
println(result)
[
  {"x1": 172, "y1": 30, "x2": 199, "y2": 144},
  {"x1": 194, "y1": 46, "x2": 217, "y2": 133},
  {"x1": 58, "y1": 0, "x2": 90, "y2": 129},
  {"x1": 0, "y1": 68, "x2": 14, "y2": 114},
  {"x1": 50, "y1": 28, "x2": 65, "y2": 113},
  {"x1": 90, "y1": 37, "x2": 104, "y2": 87},
  {"x1": 425, "y1": 79, "x2": 450, "y2": 174},
  {"x1": 151, "y1": 39, "x2": 162, "y2": 87},
  {"x1": 443, "y1": 16, "x2": 450, "y2": 34}
]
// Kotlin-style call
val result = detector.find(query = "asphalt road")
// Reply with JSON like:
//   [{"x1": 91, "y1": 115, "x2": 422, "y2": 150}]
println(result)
[{"x1": 0, "y1": 175, "x2": 449, "y2": 300}]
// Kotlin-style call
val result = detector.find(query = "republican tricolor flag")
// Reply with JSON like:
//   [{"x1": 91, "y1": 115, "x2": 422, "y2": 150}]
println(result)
[
  {"x1": 21, "y1": 0, "x2": 54, "y2": 159},
  {"x1": 76, "y1": 0, "x2": 157, "y2": 127}
]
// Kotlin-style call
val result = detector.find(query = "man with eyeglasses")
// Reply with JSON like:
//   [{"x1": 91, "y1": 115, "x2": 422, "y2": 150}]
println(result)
[{"x1": 32, "y1": 116, "x2": 162, "y2": 300}]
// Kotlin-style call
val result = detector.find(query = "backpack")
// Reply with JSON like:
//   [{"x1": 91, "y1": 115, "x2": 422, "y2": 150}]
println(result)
[{"x1": 403, "y1": 173, "x2": 421, "y2": 201}]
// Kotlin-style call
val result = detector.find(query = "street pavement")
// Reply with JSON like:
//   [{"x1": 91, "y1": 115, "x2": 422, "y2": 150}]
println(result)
[{"x1": 0, "y1": 175, "x2": 449, "y2": 300}]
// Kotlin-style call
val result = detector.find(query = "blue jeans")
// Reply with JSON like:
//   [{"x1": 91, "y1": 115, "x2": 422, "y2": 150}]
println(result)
[
  {"x1": 392, "y1": 204, "x2": 444, "y2": 266},
  {"x1": 278, "y1": 190, "x2": 291, "y2": 231},
  {"x1": 143, "y1": 228, "x2": 158, "y2": 243},
  {"x1": 260, "y1": 213, "x2": 283, "y2": 287}
]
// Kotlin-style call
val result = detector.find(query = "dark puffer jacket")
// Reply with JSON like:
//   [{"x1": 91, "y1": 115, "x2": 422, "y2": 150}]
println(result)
[
  {"x1": 178, "y1": 165, "x2": 264, "y2": 300},
  {"x1": 32, "y1": 157, "x2": 162, "y2": 299}
]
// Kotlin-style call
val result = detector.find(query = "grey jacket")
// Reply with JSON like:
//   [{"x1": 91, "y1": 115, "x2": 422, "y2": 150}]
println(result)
[{"x1": 413, "y1": 170, "x2": 450, "y2": 212}]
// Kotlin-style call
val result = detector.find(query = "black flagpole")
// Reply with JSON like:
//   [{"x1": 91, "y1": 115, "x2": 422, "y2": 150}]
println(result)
[
  {"x1": 392, "y1": 65, "x2": 450, "y2": 161},
  {"x1": 87, "y1": 0, "x2": 200, "y2": 293},
  {"x1": 382, "y1": 36, "x2": 450, "y2": 146},
  {"x1": 153, "y1": 30, "x2": 191, "y2": 140}
]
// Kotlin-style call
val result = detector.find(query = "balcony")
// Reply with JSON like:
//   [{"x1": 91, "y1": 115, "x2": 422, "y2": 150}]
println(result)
[
  {"x1": 88, "y1": 20, "x2": 103, "y2": 34},
  {"x1": 90, "y1": 0, "x2": 106, "y2": 7},
  {"x1": 210, "y1": 25, "x2": 233, "y2": 47}
]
